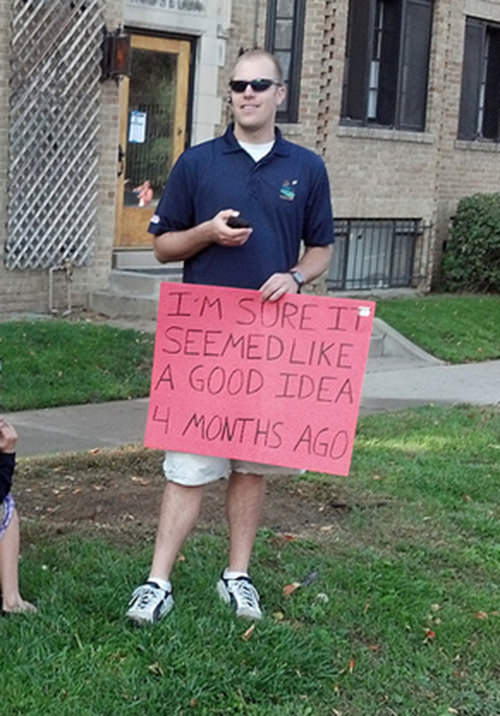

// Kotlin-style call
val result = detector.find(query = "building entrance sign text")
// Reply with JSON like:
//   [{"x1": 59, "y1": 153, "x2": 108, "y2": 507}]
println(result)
[{"x1": 126, "y1": 0, "x2": 205, "y2": 12}]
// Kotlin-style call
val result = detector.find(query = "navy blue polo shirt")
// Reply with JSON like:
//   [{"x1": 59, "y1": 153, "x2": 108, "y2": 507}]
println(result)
[{"x1": 148, "y1": 124, "x2": 334, "y2": 289}]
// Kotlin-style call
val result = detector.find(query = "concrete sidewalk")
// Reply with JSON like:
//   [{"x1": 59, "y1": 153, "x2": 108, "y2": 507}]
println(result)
[{"x1": 5, "y1": 355, "x2": 499, "y2": 458}]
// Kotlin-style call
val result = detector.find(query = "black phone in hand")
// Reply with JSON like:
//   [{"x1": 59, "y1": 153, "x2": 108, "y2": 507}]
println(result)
[{"x1": 227, "y1": 215, "x2": 252, "y2": 229}]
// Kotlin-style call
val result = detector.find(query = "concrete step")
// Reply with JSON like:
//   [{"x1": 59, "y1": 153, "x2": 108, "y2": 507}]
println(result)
[
  {"x1": 109, "y1": 269, "x2": 182, "y2": 298},
  {"x1": 88, "y1": 268, "x2": 182, "y2": 319},
  {"x1": 368, "y1": 327, "x2": 384, "y2": 358},
  {"x1": 373, "y1": 317, "x2": 442, "y2": 365},
  {"x1": 113, "y1": 250, "x2": 181, "y2": 272},
  {"x1": 88, "y1": 290, "x2": 159, "y2": 320}
]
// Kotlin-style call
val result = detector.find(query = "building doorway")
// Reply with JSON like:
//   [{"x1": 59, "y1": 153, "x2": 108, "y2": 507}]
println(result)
[{"x1": 115, "y1": 34, "x2": 191, "y2": 248}]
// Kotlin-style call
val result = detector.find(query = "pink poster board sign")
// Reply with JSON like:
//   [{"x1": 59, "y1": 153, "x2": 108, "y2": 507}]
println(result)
[{"x1": 144, "y1": 283, "x2": 375, "y2": 476}]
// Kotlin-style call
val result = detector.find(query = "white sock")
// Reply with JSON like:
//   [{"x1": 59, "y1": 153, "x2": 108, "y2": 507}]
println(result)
[
  {"x1": 223, "y1": 568, "x2": 248, "y2": 580},
  {"x1": 148, "y1": 576, "x2": 171, "y2": 592}
]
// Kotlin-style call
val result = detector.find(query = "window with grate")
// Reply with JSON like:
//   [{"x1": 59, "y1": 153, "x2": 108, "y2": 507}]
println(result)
[
  {"x1": 458, "y1": 17, "x2": 500, "y2": 141},
  {"x1": 327, "y1": 219, "x2": 421, "y2": 290},
  {"x1": 265, "y1": 0, "x2": 305, "y2": 123},
  {"x1": 341, "y1": 0, "x2": 433, "y2": 131}
]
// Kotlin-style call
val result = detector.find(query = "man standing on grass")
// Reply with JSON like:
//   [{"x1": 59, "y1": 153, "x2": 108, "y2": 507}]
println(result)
[{"x1": 126, "y1": 49, "x2": 334, "y2": 624}]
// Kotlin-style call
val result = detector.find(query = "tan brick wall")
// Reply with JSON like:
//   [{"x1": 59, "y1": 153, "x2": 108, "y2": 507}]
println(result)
[
  {"x1": 2, "y1": 0, "x2": 500, "y2": 312},
  {"x1": 225, "y1": 0, "x2": 500, "y2": 290},
  {"x1": 74, "y1": 0, "x2": 125, "y2": 308},
  {"x1": 51, "y1": 0, "x2": 125, "y2": 310},
  {"x1": 433, "y1": 0, "x2": 500, "y2": 279},
  {"x1": 0, "y1": 0, "x2": 123, "y2": 314}
]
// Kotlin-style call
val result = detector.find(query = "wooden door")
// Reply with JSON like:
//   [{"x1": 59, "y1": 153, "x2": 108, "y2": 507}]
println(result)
[{"x1": 115, "y1": 35, "x2": 190, "y2": 247}]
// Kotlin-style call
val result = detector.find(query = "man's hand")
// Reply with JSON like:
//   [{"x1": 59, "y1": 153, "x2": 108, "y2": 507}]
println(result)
[
  {"x1": 0, "y1": 417, "x2": 18, "y2": 453},
  {"x1": 210, "y1": 210, "x2": 253, "y2": 248},
  {"x1": 153, "y1": 209, "x2": 253, "y2": 263},
  {"x1": 259, "y1": 272, "x2": 299, "y2": 302}
]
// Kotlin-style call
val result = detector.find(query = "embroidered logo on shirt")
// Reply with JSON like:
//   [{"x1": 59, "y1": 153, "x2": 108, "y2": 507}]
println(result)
[
  {"x1": 280, "y1": 179, "x2": 298, "y2": 201},
  {"x1": 150, "y1": 214, "x2": 160, "y2": 224}
]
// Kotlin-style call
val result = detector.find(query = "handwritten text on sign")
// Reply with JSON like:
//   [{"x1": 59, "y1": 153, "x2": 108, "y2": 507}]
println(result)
[{"x1": 144, "y1": 284, "x2": 375, "y2": 476}]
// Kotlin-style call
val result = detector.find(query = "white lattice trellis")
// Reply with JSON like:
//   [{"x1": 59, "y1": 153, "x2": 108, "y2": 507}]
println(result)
[{"x1": 6, "y1": 0, "x2": 104, "y2": 270}]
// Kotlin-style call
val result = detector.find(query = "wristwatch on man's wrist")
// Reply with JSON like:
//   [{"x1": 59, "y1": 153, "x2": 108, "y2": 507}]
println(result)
[{"x1": 289, "y1": 269, "x2": 305, "y2": 292}]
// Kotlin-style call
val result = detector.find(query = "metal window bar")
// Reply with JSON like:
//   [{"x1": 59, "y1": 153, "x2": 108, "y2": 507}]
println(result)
[
  {"x1": 477, "y1": 31, "x2": 490, "y2": 136},
  {"x1": 327, "y1": 218, "x2": 424, "y2": 290}
]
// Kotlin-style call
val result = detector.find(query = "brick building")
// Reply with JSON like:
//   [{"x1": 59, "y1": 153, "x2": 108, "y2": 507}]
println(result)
[{"x1": 1, "y1": 0, "x2": 499, "y2": 314}]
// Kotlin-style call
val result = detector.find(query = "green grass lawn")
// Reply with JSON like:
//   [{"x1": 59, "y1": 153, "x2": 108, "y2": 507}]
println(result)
[
  {"x1": 375, "y1": 294, "x2": 500, "y2": 363},
  {"x1": 3, "y1": 405, "x2": 499, "y2": 715},
  {"x1": 0, "y1": 320, "x2": 154, "y2": 411},
  {"x1": 0, "y1": 294, "x2": 498, "y2": 411}
]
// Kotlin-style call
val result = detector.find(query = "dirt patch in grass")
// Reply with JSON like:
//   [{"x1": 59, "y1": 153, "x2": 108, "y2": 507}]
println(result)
[{"x1": 13, "y1": 447, "x2": 390, "y2": 547}]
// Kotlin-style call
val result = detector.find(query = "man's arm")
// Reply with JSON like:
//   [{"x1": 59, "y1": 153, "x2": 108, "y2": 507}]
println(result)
[
  {"x1": 153, "y1": 209, "x2": 252, "y2": 263},
  {"x1": 259, "y1": 244, "x2": 334, "y2": 302}
]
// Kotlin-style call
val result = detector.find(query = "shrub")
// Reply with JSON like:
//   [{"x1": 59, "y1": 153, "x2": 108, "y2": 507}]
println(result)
[{"x1": 441, "y1": 192, "x2": 500, "y2": 292}]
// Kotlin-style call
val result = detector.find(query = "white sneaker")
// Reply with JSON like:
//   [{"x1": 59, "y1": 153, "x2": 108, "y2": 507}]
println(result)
[
  {"x1": 217, "y1": 574, "x2": 262, "y2": 620},
  {"x1": 126, "y1": 581, "x2": 174, "y2": 625}
]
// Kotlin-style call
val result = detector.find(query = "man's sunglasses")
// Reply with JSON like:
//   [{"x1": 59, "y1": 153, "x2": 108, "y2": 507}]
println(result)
[{"x1": 229, "y1": 78, "x2": 282, "y2": 93}]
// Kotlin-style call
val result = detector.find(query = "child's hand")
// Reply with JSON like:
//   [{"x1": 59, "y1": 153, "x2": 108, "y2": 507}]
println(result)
[{"x1": 0, "y1": 417, "x2": 18, "y2": 453}]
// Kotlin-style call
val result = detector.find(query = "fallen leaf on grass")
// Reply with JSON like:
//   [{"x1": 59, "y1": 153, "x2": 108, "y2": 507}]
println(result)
[
  {"x1": 424, "y1": 628, "x2": 436, "y2": 641},
  {"x1": 189, "y1": 698, "x2": 198, "y2": 708},
  {"x1": 283, "y1": 582, "x2": 301, "y2": 596},
  {"x1": 270, "y1": 533, "x2": 298, "y2": 548},
  {"x1": 283, "y1": 569, "x2": 320, "y2": 596},
  {"x1": 314, "y1": 592, "x2": 329, "y2": 604},
  {"x1": 475, "y1": 611, "x2": 489, "y2": 619},
  {"x1": 273, "y1": 611, "x2": 285, "y2": 621},
  {"x1": 148, "y1": 662, "x2": 164, "y2": 677},
  {"x1": 448, "y1": 708, "x2": 459, "y2": 714},
  {"x1": 348, "y1": 659, "x2": 355, "y2": 673},
  {"x1": 241, "y1": 624, "x2": 255, "y2": 641},
  {"x1": 176, "y1": 553, "x2": 186, "y2": 563},
  {"x1": 131, "y1": 476, "x2": 151, "y2": 486}
]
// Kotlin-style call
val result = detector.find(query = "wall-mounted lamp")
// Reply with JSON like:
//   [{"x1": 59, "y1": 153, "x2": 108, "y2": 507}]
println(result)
[{"x1": 101, "y1": 27, "x2": 131, "y2": 82}]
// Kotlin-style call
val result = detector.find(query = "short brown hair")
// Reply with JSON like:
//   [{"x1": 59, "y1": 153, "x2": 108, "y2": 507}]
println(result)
[{"x1": 232, "y1": 49, "x2": 283, "y2": 84}]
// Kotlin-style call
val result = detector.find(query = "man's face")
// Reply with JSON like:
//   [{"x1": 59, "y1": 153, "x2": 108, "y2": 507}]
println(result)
[{"x1": 230, "y1": 56, "x2": 286, "y2": 135}]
